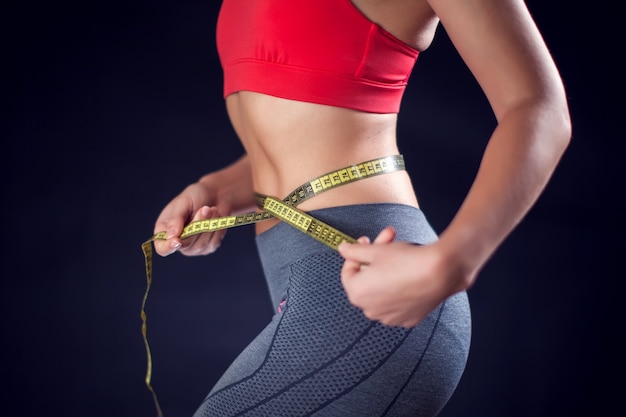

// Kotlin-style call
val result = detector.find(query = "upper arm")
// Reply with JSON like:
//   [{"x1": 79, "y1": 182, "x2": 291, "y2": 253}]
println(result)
[{"x1": 425, "y1": 0, "x2": 567, "y2": 121}]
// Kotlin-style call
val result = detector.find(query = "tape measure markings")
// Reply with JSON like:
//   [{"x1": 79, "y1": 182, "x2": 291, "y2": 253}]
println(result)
[{"x1": 261, "y1": 196, "x2": 357, "y2": 250}]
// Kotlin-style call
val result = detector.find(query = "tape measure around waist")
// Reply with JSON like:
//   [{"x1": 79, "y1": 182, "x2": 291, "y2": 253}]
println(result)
[
  {"x1": 139, "y1": 154, "x2": 405, "y2": 416},
  {"x1": 146, "y1": 154, "x2": 404, "y2": 244}
]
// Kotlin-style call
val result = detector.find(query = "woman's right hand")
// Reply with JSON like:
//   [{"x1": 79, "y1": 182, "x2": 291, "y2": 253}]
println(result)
[{"x1": 152, "y1": 181, "x2": 229, "y2": 257}]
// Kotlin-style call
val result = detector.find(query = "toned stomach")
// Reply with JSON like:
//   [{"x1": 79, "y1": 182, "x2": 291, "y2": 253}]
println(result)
[{"x1": 226, "y1": 91, "x2": 420, "y2": 234}]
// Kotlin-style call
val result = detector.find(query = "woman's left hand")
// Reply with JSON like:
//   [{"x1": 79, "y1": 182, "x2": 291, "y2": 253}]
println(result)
[{"x1": 338, "y1": 227, "x2": 469, "y2": 328}]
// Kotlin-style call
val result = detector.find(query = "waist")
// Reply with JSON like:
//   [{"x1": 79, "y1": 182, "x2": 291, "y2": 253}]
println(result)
[{"x1": 253, "y1": 158, "x2": 419, "y2": 235}]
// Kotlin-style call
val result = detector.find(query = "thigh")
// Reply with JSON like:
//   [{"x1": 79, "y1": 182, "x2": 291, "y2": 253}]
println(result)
[{"x1": 194, "y1": 251, "x2": 465, "y2": 417}]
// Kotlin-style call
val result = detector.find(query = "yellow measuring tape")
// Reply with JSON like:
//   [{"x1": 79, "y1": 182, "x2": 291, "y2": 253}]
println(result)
[{"x1": 140, "y1": 154, "x2": 405, "y2": 415}]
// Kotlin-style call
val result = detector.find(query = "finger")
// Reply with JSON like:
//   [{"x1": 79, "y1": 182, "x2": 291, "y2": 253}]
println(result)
[
  {"x1": 178, "y1": 206, "x2": 213, "y2": 255},
  {"x1": 339, "y1": 236, "x2": 371, "y2": 282},
  {"x1": 358, "y1": 236, "x2": 371, "y2": 244},
  {"x1": 341, "y1": 257, "x2": 362, "y2": 280},
  {"x1": 373, "y1": 226, "x2": 396, "y2": 244},
  {"x1": 153, "y1": 197, "x2": 196, "y2": 256},
  {"x1": 202, "y1": 207, "x2": 227, "y2": 254},
  {"x1": 180, "y1": 206, "x2": 228, "y2": 256},
  {"x1": 337, "y1": 236, "x2": 374, "y2": 264},
  {"x1": 153, "y1": 218, "x2": 185, "y2": 257}
]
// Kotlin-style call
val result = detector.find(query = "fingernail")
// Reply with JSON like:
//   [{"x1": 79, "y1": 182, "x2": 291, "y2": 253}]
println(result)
[
  {"x1": 166, "y1": 227, "x2": 177, "y2": 239},
  {"x1": 170, "y1": 241, "x2": 182, "y2": 251}
]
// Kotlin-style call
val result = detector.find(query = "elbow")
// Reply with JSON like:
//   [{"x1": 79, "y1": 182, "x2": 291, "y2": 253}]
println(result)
[
  {"x1": 545, "y1": 77, "x2": 573, "y2": 156},
  {"x1": 530, "y1": 89, "x2": 572, "y2": 162},
  {"x1": 551, "y1": 99, "x2": 572, "y2": 158}
]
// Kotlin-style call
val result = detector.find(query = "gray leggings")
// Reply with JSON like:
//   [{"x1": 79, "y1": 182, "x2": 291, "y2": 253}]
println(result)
[{"x1": 193, "y1": 203, "x2": 471, "y2": 417}]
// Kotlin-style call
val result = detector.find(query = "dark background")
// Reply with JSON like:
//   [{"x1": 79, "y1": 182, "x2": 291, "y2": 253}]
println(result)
[{"x1": 3, "y1": 1, "x2": 622, "y2": 416}]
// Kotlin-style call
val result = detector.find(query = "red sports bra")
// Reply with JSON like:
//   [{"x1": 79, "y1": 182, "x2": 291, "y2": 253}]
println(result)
[{"x1": 216, "y1": 0, "x2": 419, "y2": 114}]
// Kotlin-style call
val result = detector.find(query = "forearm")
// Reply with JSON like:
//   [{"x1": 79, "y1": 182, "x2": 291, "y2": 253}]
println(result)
[
  {"x1": 438, "y1": 99, "x2": 571, "y2": 288},
  {"x1": 198, "y1": 154, "x2": 257, "y2": 215}
]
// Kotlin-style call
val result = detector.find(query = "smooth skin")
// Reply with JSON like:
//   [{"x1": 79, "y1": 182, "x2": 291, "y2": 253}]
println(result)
[{"x1": 153, "y1": 0, "x2": 571, "y2": 327}]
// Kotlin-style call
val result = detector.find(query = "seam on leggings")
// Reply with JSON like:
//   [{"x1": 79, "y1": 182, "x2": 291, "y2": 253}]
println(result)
[
  {"x1": 233, "y1": 322, "x2": 378, "y2": 416},
  {"x1": 304, "y1": 326, "x2": 413, "y2": 416},
  {"x1": 201, "y1": 302, "x2": 290, "y2": 403},
  {"x1": 380, "y1": 300, "x2": 447, "y2": 417}
]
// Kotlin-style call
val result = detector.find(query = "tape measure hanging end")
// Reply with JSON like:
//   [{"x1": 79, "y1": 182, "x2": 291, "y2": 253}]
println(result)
[
  {"x1": 139, "y1": 208, "x2": 275, "y2": 417},
  {"x1": 141, "y1": 239, "x2": 165, "y2": 417}
]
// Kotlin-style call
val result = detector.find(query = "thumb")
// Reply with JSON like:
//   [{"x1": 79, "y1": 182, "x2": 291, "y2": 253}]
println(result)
[{"x1": 153, "y1": 220, "x2": 185, "y2": 257}]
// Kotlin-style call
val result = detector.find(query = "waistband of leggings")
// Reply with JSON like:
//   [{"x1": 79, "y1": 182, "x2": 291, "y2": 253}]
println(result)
[{"x1": 256, "y1": 203, "x2": 438, "y2": 269}]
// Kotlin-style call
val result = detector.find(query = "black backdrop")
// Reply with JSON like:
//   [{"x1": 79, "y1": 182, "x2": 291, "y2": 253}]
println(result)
[{"x1": 3, "y1": 1, "x2": 622, "y2": 416}]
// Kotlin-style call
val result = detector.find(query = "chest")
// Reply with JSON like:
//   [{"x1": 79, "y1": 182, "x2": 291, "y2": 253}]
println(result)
[{"x1": 351, "y1": 0, "x2": 439, "y2": 51}]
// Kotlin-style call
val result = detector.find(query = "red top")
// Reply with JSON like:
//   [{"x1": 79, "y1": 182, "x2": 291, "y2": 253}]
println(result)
[{"x1": 216, "y1": 0, "x2": 419, "y2": 114}]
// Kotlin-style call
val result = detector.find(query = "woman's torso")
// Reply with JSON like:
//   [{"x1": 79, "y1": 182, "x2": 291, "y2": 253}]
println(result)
[{"x1": 224, "y1": 0, "x2": 439, "y2": 234}]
